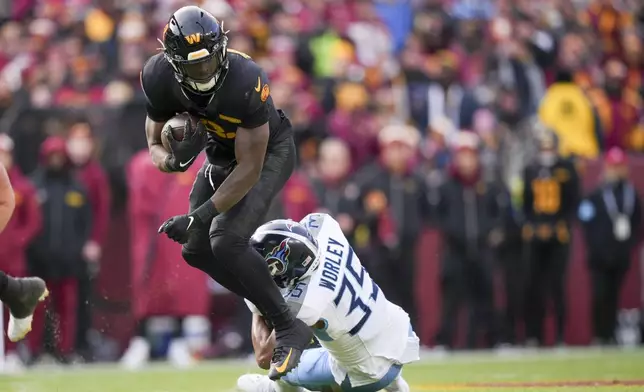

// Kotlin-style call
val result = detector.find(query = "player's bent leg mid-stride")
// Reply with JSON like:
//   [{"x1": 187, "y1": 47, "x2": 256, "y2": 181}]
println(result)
[
  {"x1": 0, "y1": 272, "x2": 48, "y2": 342},
  {"x1": 0, "y1": 154, "x2": 48, "y2": 342},
  {"x1": 180, "y1": 137, "x2": 313, "y2": 379}
]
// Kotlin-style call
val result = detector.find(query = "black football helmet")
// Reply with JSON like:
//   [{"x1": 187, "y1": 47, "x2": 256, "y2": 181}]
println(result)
[
  {"x1": 250, "y1": 219, "x2": 320, "y2": 289},
  {"x1": 162, "y1": 6, "x2": 229, "y2": 95}
]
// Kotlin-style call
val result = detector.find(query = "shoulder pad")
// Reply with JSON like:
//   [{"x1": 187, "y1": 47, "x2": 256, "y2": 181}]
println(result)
[
  {"x1": 217, "y1": 54, "x2": 271, "y2": 127},
  {"x1": 301, "y1": 213, "x2": 328, "y2": 230},
  {"x1": 140, "y1": 53, "x2": 173, "y2": 105}
]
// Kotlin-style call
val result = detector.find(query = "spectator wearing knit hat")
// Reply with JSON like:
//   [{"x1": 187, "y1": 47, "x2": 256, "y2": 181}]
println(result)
[
  {"x1": 351, "y1": 124, "x2": 430, "y2": 332},
  {"x1": 432, "y1": 131, "x2": 505, "y2": 349},
  {"x1": 578, "y1": 147, "x2": 642, "y2": 345},
  {"x1": 27, "y1": 136, "x2": 92, "y2": 363},
  {"x1": 66, "y1": 122, "x2": 111, "y2": 358}
]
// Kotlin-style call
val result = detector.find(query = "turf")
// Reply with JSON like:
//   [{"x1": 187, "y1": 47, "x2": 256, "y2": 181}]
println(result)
[{"x1": 1, "y1": 348, "x2": 643, "y2": 392}]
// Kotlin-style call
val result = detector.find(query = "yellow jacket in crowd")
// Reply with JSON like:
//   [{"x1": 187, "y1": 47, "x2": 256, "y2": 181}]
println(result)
[{"x1": 539, "y1": 82, "x2": 600, "y2": 159}]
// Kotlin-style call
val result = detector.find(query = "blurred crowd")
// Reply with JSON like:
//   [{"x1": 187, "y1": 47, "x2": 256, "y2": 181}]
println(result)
[{"x1": 1, "y1": 0, "x2": 644, "y2": 369}]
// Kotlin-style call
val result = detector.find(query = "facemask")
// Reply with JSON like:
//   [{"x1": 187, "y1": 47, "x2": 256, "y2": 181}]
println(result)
[
  {"x1": 605, "y1": 79, "x2": 623, "y2": 98},
  {"x1": 67, "y1": 138, "x2": 92, "y2": 164},
  {"x1": 539, "y1": 151, "x2": 557, "y2": 166},
  {"x1": 189, "y1": 78, "x2": 217, "y2": 92}
]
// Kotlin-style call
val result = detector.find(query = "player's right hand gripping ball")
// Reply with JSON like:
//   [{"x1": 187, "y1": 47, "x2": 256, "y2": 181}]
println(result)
[{"x1": 164, "y1": 116, "x2": 207, "y2": 172}]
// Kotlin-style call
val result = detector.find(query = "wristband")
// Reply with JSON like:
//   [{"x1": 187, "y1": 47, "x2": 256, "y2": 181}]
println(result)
[{"x1": 193, "y1": 200, "x2": 219, "y2": 223}]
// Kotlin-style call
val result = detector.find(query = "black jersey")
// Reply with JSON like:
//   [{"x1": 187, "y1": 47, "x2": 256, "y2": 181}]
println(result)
[
  {"x1": 141, "y1": 49, "x2": 292, "y2": 164},
  {"x1": 522, "y1": 158, "x2": 580, "y2": 225}
]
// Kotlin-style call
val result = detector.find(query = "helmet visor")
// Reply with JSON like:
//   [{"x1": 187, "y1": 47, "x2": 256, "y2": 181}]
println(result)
[{"x1": 182, "y1": 51, "x2": 221, "y2": 82}]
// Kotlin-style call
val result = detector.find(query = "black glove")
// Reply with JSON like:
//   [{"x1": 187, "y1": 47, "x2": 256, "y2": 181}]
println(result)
[
  {"x1": 159, "y1": 200, "x2": 219, "y2": 243},
  {"x1": 158, "y1": 213, "x2": 203, "y2": 244},
  {"x1": 165, "y1": 117, "x2": 207, "y2": 172}
]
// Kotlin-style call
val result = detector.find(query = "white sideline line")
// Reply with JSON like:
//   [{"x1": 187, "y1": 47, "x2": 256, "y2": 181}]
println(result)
[{"x1": 8, "y1": 347, "x2": 643, "y2": 377}]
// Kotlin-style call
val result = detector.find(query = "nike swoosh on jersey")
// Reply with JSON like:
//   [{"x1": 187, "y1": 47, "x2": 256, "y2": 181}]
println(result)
[
  {"x1": 274, "y1": 348, "x2": 293, "y2": 373},
  {"x1": 254, "y1": 76, "x2": 261, "y2": 92},
  {"x1": 186, "y1": 216, "x2": 194, "y2": 230},
  {"x1": 179, "y1": 156, "x2": 196, "y2": 168}
]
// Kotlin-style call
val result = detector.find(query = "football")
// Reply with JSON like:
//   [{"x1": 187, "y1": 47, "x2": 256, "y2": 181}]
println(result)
[{"x1": 161, "y1": 113, "x2": 193, "y2": 152}]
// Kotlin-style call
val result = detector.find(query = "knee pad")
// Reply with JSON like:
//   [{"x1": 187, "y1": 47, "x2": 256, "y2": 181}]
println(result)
[
  {"x1": 181, "y1": 247, "x2": 210, "y2": 270},
  {"x1": 209, "y1": 232, "x2": 246, "y2": 261}
]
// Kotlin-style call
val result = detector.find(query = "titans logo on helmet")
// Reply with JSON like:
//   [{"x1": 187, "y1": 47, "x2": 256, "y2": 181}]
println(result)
[{"x1": 266, "y1": 239, "x2": 290, "y2": 276}]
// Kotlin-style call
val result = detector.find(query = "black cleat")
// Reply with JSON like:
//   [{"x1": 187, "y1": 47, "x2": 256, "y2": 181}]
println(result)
[
  {"x1": 268, "y1": 319, "x2": 312, "y2": 380},
  {"x1": 6, "y1": 277, "x2": 48, "y2": 342}
]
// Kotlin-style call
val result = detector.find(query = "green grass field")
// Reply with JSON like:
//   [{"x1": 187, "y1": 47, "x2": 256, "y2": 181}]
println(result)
[{"x1": 1, "y1": 348, "x2": 643, "y2": 392}]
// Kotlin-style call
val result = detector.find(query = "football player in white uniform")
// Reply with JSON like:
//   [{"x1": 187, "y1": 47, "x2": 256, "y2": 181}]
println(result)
[{"x1": 237, "y1": 213, "x2": 419, "y2": 392}]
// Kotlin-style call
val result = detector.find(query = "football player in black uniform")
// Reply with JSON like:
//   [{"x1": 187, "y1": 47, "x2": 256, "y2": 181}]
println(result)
[
  {"x1": 142, "y1": 6, "x2": 311, "y2": 379},
  {"x1": 0, "y1": 160, "x2": 48, "y2": 342},
  {"x1": 522, "y1": 130, "x2": 580, "y2": 346}
]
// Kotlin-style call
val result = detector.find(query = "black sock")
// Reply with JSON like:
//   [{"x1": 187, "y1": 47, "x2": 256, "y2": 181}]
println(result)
[
  {"x1": 0, "y1": 270, "x2": 8, "y2": 298},
  {"x1": 0, "y1": 271, "x2": 19, "y2": 303},
  {"x1": 214, "y1": 245, "x2": 293, "y2": 331},
  {"x1": 136, "y1": 319, "x2": 149, "y2": 337}
]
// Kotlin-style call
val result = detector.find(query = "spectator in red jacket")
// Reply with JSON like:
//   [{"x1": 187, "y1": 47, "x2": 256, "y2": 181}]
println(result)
[
  {"x1": 122, "y1": 151, "x2": 210, "y2": 369},
  {"x1": 66, "y1": 122, "x2": 111, "y2": 358},
  {"x1": 0, "y1": 133, "x2": 41, "y2": 368}
]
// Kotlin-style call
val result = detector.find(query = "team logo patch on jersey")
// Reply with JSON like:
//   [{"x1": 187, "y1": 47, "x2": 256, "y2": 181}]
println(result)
[
  {"x1": 260, "y1": 84, "x2": 270, "y2": 102},
  {"x1": 266, "y1": 239, "x2": 290, "y2": 276}
]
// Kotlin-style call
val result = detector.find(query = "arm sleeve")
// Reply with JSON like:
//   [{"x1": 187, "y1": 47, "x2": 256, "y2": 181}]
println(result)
[
  {"x1": 433, "y1": 182, "x2": 449, "y2": 228},
  {"x1": 491, "y1": 186, "x2": 510, "y2": 229},
  {"x1": 592, "y1": 108, "x2": 604, "y2": 152},
  {"x1": 633, "y1": 192, "x2": 643, "y2": 239},
  {"x1": 140, "y1": 60, "x2": 178, "y2": 123},
  {"x1": 238, "y1": 64, "x2": 271, "y2": 129},
  {"x1": 562, "y1": 162, "x2": 581, "y2": 220},
  {"x1": 417, "y1": 175, "x2": 433, "y2": 224},
  {"x1": 523, "y1": 167, "x2": 535, "y2": 222},
  {"x1": 79, "y1": 186, "x2": 94, "y2": 243}
]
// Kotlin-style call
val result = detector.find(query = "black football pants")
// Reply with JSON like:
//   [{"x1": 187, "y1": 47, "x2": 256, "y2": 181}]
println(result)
[
  {"x1": 498, "y1": 242, "x2": 528, "y2": 344},
  {"x1": 590, "y1": 263, "x2": 627, "y2": 343},
  {"x1": 436, "y1": 255, "x2": 499, "y2": 348},
  {"x1": 182, "y1": 137, "x2": 296, "y2": 329},
  {"x1": 524, "y1": 240, "x2": 570, "y2": 344},
  {"x1": 367, "y1": 240, "x2": 418, "y2": 332}
]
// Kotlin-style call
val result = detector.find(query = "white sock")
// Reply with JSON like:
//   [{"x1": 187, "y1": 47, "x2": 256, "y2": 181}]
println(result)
[{"x1": 384, "y1": 375, "x2": 410, "y2": 392}]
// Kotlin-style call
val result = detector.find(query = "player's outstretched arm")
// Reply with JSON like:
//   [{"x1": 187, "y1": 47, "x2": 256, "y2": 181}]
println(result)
[
  {"x1": 251, "y1": 314, "x2": 276, "y2": 370},
  {"x1": 0, "y1": 161, "x2": 15, "y2": 233},
  {"x1": 145, "y1": 116, "x2": 172, "y2": 173}
]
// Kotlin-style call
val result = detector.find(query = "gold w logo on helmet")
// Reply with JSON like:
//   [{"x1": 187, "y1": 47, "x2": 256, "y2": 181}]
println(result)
[{"x1": 185, "y1": 33, "x2": 201, "y2": 45}]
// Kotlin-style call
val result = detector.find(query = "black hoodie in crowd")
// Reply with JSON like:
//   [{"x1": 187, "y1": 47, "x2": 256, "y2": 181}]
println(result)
[{"x1": 28, "y1": 165, "x2": 92, "y2": 279}]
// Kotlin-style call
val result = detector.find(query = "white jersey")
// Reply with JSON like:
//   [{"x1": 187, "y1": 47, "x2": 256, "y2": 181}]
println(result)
[{"x1": 246, "y1": 213, "x2": 419, "y2": 386}]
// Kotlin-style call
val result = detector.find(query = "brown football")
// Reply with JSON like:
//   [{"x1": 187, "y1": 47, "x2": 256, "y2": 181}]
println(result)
[{"x1": 161, "y1": 113, "x2": 192, "y2": 152}]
